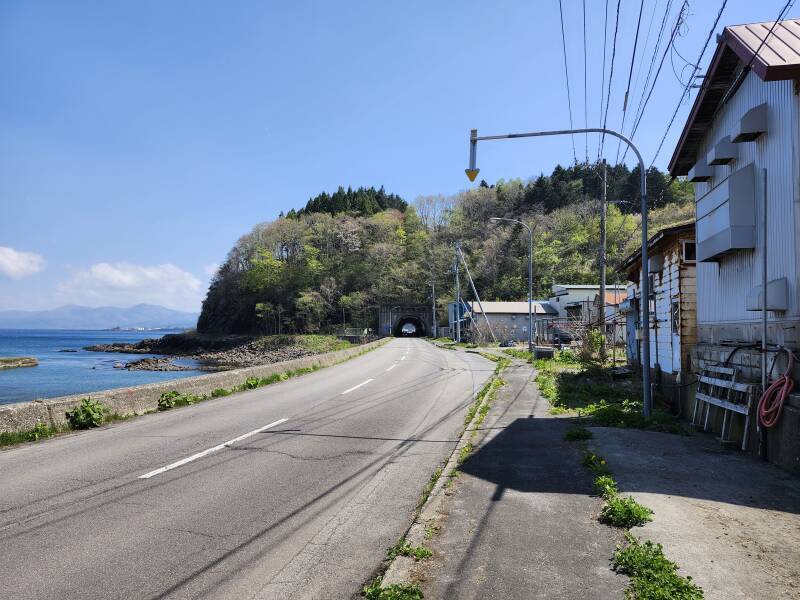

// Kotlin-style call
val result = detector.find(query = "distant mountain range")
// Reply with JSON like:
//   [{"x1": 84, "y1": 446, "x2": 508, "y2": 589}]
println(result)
[{"x1": 0, "y1": 304, "x2": 199, "y2": 330}]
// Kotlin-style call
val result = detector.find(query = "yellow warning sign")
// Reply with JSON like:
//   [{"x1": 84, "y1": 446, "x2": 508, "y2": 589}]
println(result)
[{"x1": 465, "y1": 168, "x2": 480, "y2": 182}]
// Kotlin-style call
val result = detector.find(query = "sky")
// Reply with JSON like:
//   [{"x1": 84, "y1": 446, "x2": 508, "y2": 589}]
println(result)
[{"x1": 0, "y1": 0, "x2": 795, "y2": 313}]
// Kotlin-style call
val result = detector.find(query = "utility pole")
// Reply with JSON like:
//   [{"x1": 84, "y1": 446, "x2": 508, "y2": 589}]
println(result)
[
  {"x1": 467, "y1": 126, "x2": 652, "y2": 417},
  {"x1": 431, "y1": 281, "x2": 437, "y2": 338},
  {"x1": 600, "y1": 158, "x2": 607, "y2": 359},
  {"x1": 454, "y1": 247, "x2": 461, "y2": 343}
]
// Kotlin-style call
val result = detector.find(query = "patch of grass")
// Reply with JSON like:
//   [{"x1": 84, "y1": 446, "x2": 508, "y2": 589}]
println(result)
[
  {"x1": 386, "y1": 539, "x2": 433, "y2": 561},
  {"x1": 600, "y1": 495, "x2": 654, "y2": 529},
  {"x1": 417, "y1": 465, "x2": 443, "y2": 508},
  {"x1": 564, "y1": 426, "x2": 593, "y2": 441},
  {"x1": 457, "y1": 441, "x2": 474, "y2": 466},
  {"x1": 424, "y1": 522, "x2": 440, "y2": 539},
  {"x1": 211, "y1": 388, "x2": 230, "y2": 398},
  {"x1": 298, "y1": 334, "x2": 352, "y2": 354},
  {"x1": 362, "y1": 578, "x2": 424, "y2": 600},
  {"x1": 613, "y1": 535, "x2": 703, "y2": 599},
  {"x1": 0, "y1": 421, "x2": 67, "y2": 447},
  {"x1": 503, "y1": 348, "x2": 533, "y2": 362},
  {"x1": 65, "y1": 397, "x2": 106, "y2": 429},
  {"x1": 593, "y1": 474, "x2": 619, "y2": 499},
  {"x1": 534, "y1": 358, "x2": 688, "y2": 434}
]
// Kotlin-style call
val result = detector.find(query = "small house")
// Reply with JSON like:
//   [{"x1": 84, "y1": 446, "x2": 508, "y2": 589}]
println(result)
[{"x1": 618, "y1": 222, "x2": 697, "y2": 411}]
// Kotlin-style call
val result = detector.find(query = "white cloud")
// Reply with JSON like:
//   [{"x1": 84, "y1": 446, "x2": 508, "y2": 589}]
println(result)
[
  {"x1": 0, "y1": 246, "x2": 46, "y2": 278},
  {"x1": 57, "y1": 262, "x2": 204, "y2": 312},
  {"x1": 204, "y1": 262, "x2": 220, "y2": 277}
]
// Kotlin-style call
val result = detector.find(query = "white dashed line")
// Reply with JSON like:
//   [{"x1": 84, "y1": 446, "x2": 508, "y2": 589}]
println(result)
[
  {"x1": 138, "y1": 418, "x2": 288, "y2": 479},
  {"x1": 341, "y1": 379, "x2": 374, "y2": 395},
  {"x1": 385, "y1": 364, "x2": 397, "y2": 372},
  {"x1": 401, "y1": 356, "x2": 406, "y2": 361}
]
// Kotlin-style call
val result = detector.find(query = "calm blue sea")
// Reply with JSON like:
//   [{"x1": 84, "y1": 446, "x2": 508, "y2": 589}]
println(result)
[{"x1": 0, "y1": 329, "x2": 203, "y2": 405}]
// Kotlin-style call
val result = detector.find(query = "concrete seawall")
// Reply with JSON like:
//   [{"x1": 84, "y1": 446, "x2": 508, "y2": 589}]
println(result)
[{"x1": 0, "y1": 338, "x2": 389, "y2": 433}]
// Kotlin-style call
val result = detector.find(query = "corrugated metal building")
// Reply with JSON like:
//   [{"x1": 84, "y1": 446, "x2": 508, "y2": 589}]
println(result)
[
  {"x1": 618, "y1": 223, "x2": 696, "y2": 411},
  {"x1": 669, "y1": 19, "x2": 800, "y2": 471}
]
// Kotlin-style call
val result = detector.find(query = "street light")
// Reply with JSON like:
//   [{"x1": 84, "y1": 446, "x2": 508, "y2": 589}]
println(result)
[
  {"x1": 490, "y1": 217, "x2": 533, "y2": 354},
  {"x1": 468, "y1": 126, "x2": 653, "y2": 418}
]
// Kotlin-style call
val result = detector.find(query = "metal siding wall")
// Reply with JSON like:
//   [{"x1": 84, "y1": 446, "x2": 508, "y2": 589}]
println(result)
[{"x1": 693, "y1": 72, "x2": 799, "y2": 325}]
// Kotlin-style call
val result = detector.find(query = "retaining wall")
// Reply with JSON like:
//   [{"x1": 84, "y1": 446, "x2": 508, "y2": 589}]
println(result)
[{"x1": 0, "y1": 338, "x2": 389, "y2": 434}]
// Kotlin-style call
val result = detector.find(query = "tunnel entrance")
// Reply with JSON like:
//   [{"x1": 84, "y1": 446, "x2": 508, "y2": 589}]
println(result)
[{"x1": 393, "y1": 316, "x2": 426, "y2": 337}]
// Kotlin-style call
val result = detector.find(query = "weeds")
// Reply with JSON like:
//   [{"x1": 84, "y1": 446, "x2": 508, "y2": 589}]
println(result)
[
  {"x1": 593, "y1": 474, "x2": 619, "y2": 499},
  {"x1": 424, "y1": 523, "x2": 440, "y2": 539},
  {"x1": 386, "y1": 539, "x2": 433, "y2": 561},
  {"x1": 65, "y1": 398, "x2": 106, "y2": 429},
  {"x1": 600, "y1": 496, "x2": 654, "y2": 529},
  {"x1": 457, "y1": 441, "x2": 474, "y2": 466},
  {"x1": 564, "y1": 426, "x2": 592, "y2": 441},
  {"x1": 158, "y1": 390, "x2": 200, "y2": 411},
  {"x1": 417, "y1": 465, "x2": 443, "y2": 508},
  {"x1": 362, "y1": 578, "x2": 424, "y2": 600},
  {"x1": 613, "y1": 535, "x2": 703, "y2": 599},
  {"x1": 0, "y1": 422, "x2": 67, "y2": 447},
  {"x1": 582, "y1": 450, "x2": 611, "y2": 474}
]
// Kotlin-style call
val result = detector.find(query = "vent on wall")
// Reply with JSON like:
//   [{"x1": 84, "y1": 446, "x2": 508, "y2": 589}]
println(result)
[
  {"x1": 688, "y1": 157, "x2": 714, "y2": 182},
  {"x1": 746, "y1": 278, "x2": 788, "y2": 312},
  {"x1": 707, "y1": 136, "x2": 738, "y2": 166},
  {"x1": 732, "y1": 103, "x2": 767, "y2": 143}
]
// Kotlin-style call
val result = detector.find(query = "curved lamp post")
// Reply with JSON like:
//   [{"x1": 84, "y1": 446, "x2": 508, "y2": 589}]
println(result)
[
  {"x1": 468, "y1": 127, "x2": 652, "y2": 417},
  {"x1": 490, "y1": 217, "x2": 533, "y2": 353}
]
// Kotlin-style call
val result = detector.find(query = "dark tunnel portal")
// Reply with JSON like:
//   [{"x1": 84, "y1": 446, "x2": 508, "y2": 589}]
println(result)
[{"x1": 393, "y1": 316, "x2": 426, "y2": 337}]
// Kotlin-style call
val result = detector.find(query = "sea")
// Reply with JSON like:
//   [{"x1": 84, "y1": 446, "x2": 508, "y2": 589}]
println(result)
[{"x1": 0, "y1": 329, "x2": 204, "y2": 405}]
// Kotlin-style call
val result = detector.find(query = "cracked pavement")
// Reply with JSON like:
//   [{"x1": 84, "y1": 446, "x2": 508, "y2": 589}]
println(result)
[{"x1": 0, "y1": 338, "x2": 493, "y2": 599}]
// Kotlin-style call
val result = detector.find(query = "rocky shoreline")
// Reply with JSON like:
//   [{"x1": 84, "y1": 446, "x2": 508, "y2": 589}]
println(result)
[
  {"x1": 85, "y1": 333, "x2": 351, "y2": 372},
  {"x1": 0, "y1": 357, "x2": 38, "y2": 370}
]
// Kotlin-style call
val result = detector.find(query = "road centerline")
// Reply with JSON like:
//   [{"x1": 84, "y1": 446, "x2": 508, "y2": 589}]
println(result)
[
  {"x1": 385, "y1": 364, "x2": 397, "y2": 372},
  {"x1": 341, "y1": 378, "x2": 374, "y2": 395},
  {"x1": 138, "y1": 418, "x2": 289, "y2": 479}
]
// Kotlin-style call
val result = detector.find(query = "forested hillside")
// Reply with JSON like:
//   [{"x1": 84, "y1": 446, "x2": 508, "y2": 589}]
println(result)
[{"x1": 198, "y1": 166, "x2": 693, "y2": 334}]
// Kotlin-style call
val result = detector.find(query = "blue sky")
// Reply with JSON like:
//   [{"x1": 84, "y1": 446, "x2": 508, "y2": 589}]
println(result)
[{"x1": 0, "y1": 1, "x2": 793, "y2": 312}]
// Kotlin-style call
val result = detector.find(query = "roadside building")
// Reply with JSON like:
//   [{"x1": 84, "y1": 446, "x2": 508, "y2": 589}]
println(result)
[
  {"x1": 618, "y1": 222, "x2": 697, "y2": 412},
  {"x1": 668, "y1": 19, "x2": 800, "y2": 471},
  {"x1": 590, "y1": 289, "x2": 627, "y2": 345},
  {"x1": 548, "y1": 284, "x2": 626, "y2": 319},
  {"x1": 449, "y1": 300, "x2": 558, "y2": 343}
]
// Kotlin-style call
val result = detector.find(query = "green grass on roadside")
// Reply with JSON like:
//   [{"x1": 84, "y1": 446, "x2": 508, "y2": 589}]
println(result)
[
  {"x1": 613, "y1": 535, "x2": 704, "y2": 599},
  {"x1": 362, "y1": 578, "x2": 424, "y2": 600},
  {"x1": 534, "y1": 356, "x2": 688, "y2": 434}
]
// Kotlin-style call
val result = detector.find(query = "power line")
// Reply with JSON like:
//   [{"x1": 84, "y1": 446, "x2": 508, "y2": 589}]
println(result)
[
  {"x1": 620, "y1": 1, "x2": 688, "y2": 162},
  {"x1": 598, "y1": 0, "x2": 610, "y2": 148},
  {"x1": 583, "y1": 0, "x2": 589, "y2": 162},
  {"x1": 650, "y1": 0, "x2": 729, "y2": 168},
  {"x1": 598, "y1": 0, "x2": 622, "y2": 158},
  {"x1": 615, "y1": 0, "x2": 646, "y2": 162},
  {"x1": 558, "y1": 0, "x2": 578, "y2": 164}
]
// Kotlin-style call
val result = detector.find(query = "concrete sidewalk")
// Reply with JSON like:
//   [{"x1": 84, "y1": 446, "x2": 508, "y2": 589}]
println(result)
[
  {"x1": 591, "y1": 428, "x2": 800, "y2": 600},
  {"x1": 410, "y1": 358, "x2": 626, "y2": 599}
]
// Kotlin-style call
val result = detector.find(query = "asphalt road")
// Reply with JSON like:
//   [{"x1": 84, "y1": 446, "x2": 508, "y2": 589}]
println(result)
[{"x1": 0, "y1": 339, "x2": 492, "y2": 600}]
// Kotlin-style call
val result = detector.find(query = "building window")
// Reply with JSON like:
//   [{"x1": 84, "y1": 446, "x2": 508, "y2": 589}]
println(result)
[
  {"x1": 671, "y1": 301, "x2": 680, "y2": 333},
  {"x1": 682, "y1": 240, "x2": 696, "y2": 262}
]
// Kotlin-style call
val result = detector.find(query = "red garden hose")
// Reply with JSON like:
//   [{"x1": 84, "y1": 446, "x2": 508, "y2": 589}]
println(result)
[{"x1": 758, "y1": 349, "x2": 795, "y2": 428}]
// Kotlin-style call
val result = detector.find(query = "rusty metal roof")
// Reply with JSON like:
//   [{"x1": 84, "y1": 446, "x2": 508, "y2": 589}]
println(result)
[{"x1": 668, "y1": 19, "x2": 800, "y2": 177}]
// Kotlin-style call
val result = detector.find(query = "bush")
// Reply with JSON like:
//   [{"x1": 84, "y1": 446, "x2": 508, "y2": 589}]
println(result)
[
  {"x1": 158, "y1": 390, "x2": 200, "y2": 411},
  {"x1": 600, "y1": 495, "x2": 654, "y2": 528},
  {"x1": 564, "y1": 426, "x2": 592, "y2": 441},
  {"x1": 66, "y1": 398, "x2": 106, "y2": 429},
  {"x1": 211, "y1": 388, "x2": 231, "y2": 398},
  {"x1": 593, "y1": 475, "x2": 619, "y2": 499},
  {"x1": 613, "y1": 537, "x2": 703, "y2": 599},
  {"x1": 244, "y1": 376, "x2": 260, "y2": 389}
]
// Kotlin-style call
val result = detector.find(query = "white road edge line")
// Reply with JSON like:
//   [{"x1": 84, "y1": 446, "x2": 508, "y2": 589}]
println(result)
[
  {"x1": 138, "y1": 418, "x2": 289, "y2": 479},
  {"x1": 341, "y1": 378, "x2": 374, "y2": 395},
  {"x1": 401, "y1": 356, "x2": 406, "y2": 361},
  {"x1": 385, "y1": 364, "x2": 397, "y2": 372}
]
